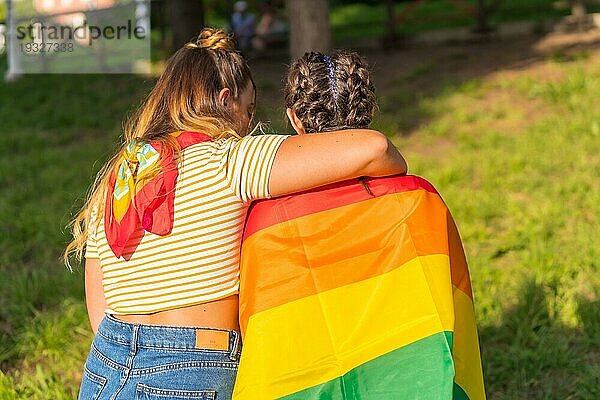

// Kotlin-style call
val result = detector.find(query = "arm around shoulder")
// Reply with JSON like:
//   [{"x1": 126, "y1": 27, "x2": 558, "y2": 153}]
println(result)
[
  {"x1": 361, "y1": 131, "x2": 408, "y2": 177},
  {"x1": 268, "y1": 129, "x2": 407, "y2": 197}
]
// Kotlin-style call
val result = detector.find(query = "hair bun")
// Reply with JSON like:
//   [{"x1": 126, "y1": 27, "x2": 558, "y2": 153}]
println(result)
[{"x1": 194, "y1": 28, "x2": 236, "y2": 51}]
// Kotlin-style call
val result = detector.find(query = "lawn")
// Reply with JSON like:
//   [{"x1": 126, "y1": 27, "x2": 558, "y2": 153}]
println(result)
[
  {"x1": 1, "y1": 31, "x2": 599, "y2": 399},
  {"x1": 387, "y1": 49, "x2": 600, "y2": 399}
]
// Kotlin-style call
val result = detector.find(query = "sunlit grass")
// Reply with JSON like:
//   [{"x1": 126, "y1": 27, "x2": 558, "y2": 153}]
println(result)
[{"x1": 388, "y1": 53, "x2": 600, "y2": 399}]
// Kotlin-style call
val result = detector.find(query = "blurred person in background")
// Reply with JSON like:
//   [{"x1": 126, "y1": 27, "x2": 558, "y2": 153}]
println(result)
[
  {"x1": 230, "y1": 1, "x2": 255, "y2": 52},
  {"x1": 252, "y1": 1, "x2": 288, "y2": 54}
]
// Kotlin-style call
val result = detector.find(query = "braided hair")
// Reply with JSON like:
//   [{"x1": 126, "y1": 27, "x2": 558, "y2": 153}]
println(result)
[{"x1": 284, "y1": 51, "x2": 376, "y2": 133}]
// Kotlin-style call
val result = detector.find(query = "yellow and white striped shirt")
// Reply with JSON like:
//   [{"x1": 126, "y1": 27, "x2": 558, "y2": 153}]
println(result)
[{"x1": 85, "y1": 133, "x2": 289, "y2": 315}]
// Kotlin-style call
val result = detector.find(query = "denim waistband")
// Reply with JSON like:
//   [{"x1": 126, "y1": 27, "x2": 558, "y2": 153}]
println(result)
[{"x1": 97, "y1": 314, "x2": 241, "y2": 359}]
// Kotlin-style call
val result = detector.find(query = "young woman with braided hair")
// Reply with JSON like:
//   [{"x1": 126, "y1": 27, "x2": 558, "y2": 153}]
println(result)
[
  {"x1": 233, "y1": 51, "x2": 483, "y2": 399},
  {"x1": 285, "y1": 51, "x2": 377, "y2": 135},
  {"x1": 65, "y1": 28, "x2": 407, "y2": 400},
  {"x1": 284, "y1": 50, "x2": 388, "y2": 196}
]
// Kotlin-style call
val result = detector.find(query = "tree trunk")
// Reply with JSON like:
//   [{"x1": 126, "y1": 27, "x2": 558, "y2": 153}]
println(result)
[
  {"x1": 385, "y1": 0, "x2": 396, "y2": 42},
  {"x1": 286, "y1": 0, "x2": 331, "y2": 60},
  {"x1": 571, "y1": 0, "x2": 587, "y2": 18},
  {"x1": 473, "y1": 0, "x2": 492, "y2": 33},
  {"x1": 167, "y1": 0, "x2": 205, "y2": 52},
  {"x1": 571, "y1": 0, "x2": 588, "y2": 31},
  {"x1": 226, "y1": 0, "x2": 234, "y2": 30}
]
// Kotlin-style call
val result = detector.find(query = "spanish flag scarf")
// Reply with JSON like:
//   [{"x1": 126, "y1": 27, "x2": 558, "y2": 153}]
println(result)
[
  {"x1": 104, "y1": 131, "x2": 212, "y2": 258},
  {"x1": 234, "y1": 175, "x2": 486, "y2": 399}
]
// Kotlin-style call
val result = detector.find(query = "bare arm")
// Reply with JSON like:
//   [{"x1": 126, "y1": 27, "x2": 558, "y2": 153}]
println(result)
[
  {"x1": 85, "y1": 258, "x2": 107, "y2": 334},
  {"x1": 268, "y1": 129, "x2": 407, "y2": 197}
]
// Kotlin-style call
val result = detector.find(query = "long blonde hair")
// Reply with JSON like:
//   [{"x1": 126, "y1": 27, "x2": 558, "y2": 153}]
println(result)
[{"x1": 64, "y1": 28, "x2": 254, "y2": 268}]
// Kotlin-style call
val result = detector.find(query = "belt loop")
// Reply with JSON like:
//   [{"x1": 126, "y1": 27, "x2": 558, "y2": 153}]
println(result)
[
  {"x1": 130, "y1": 324, "x2": 140, "y2": 356},
  {"x1": 229, "y1": 330, "x2": 240, "y2": 361}
]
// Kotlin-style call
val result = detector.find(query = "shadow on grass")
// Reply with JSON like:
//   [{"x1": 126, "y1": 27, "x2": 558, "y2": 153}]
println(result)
[
  {"x1": 249, "y1": 30, "x2": 600, "y2": 136},
  {"x1": 479, "y1": 279, "x2": 599, "y2": 400},
  {"x1": 376, "y1": 35, "x2": 600, "y2": 137}
]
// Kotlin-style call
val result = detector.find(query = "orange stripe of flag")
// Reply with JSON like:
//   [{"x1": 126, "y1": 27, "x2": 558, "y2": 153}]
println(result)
[
  {"x1": 239, "y1": 189, "x2": 472, "y2": 334},
  {"x1": 243, "y1": 175, "x2": 438, "y2": 241}
]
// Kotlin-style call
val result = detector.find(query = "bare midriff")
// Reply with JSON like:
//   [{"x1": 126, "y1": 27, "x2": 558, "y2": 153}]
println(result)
[{"x1": 114, "y1": 294, "x2": 240, "y2": 332}]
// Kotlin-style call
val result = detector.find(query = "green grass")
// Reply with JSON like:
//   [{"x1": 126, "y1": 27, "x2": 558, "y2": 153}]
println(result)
[
  {"x1": 381, "y1": 53, "x2": 600, "y2": 399},
  {"x1": 1, "y1": 41, "x2": 600, "y2": 399},
  {"x1": 0, "y1": 55, "x2": 154, "y2": 398}
]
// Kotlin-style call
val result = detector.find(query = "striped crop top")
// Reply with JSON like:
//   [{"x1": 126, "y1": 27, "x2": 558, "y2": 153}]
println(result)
[{"x1": 85, "y1": 133, "x2": 289, "y2": 315}]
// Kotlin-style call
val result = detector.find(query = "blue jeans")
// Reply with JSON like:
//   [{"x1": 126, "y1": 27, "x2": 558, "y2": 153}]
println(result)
[{"x1": 78, "y1": 314, "x2": 241, "y2": 400}]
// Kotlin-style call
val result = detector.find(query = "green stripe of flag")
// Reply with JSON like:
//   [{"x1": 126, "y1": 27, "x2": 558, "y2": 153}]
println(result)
[
  {"x1": 279, "y1": 331, "x2": 457, "y2": 400},
  {"x1": 453, "y1": 383, "x2": 471, "y2": 400}
]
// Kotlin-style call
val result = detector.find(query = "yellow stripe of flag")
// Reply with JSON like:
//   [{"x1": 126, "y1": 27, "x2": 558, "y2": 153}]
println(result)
[{"x1": 234, "y1": 254, "x2": 455, "y2": 400}]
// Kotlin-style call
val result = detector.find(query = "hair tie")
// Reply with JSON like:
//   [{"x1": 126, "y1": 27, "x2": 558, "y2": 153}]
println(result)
[
  {"x1": 323, "y1": 55, "x2": 339, "y2": 115},
  {"x1": 323, "y1": 55, "x2": 337, "y2": 97}
]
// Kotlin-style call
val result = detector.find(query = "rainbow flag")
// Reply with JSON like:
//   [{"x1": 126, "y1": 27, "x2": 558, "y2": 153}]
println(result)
[{"x1": 234, "y1": 175, "x2": 485, "y2": 400}]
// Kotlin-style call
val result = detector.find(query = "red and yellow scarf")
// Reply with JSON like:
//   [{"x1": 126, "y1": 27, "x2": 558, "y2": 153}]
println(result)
[{"x1": 104, "y1": 131, "x2": 212, "y2": 258}]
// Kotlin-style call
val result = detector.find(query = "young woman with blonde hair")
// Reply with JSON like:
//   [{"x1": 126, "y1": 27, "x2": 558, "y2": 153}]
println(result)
[{"x1": 65, "y1": 28, "x2": 407, "y2": 400}]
